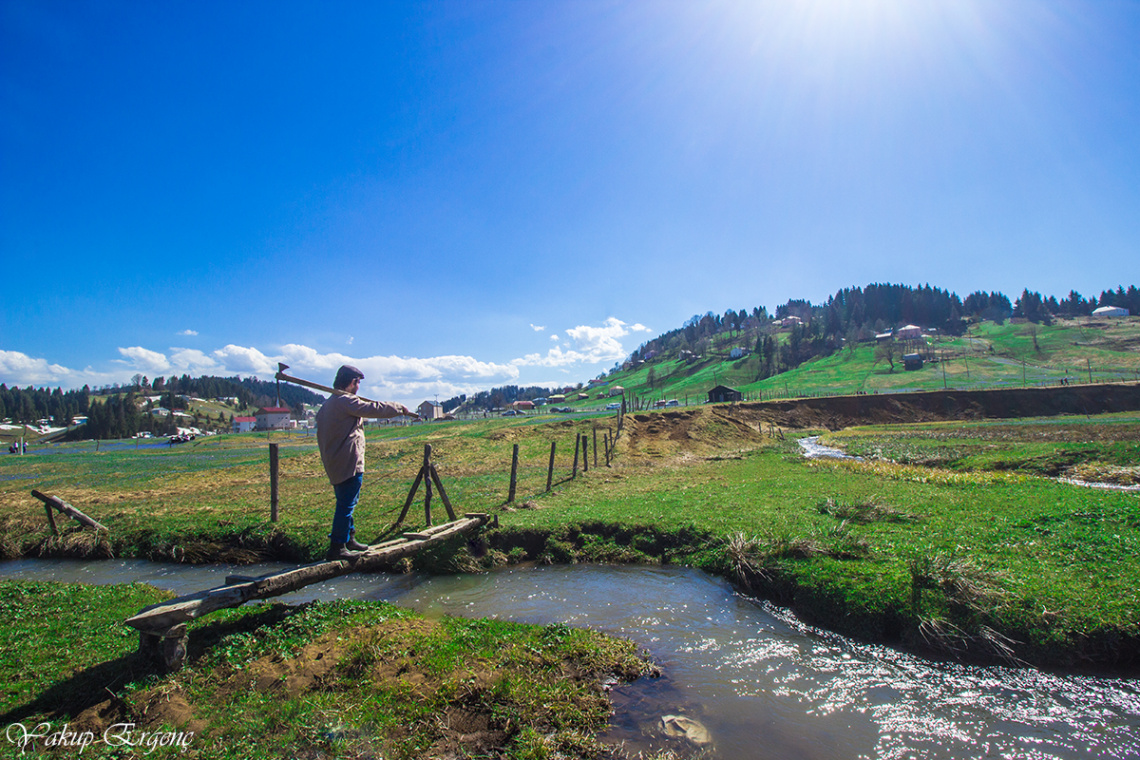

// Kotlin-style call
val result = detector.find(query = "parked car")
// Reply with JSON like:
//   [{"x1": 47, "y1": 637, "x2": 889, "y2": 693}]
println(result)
[
  {"x1": 552, "y1": 406, "x2": 573, "y2": 413},
  {"x1": 606, "y1": 402, "x2": 621, "y2": 411},
  {"x1": 501, "y1": 409, "x2": 525, "y2": 417}
]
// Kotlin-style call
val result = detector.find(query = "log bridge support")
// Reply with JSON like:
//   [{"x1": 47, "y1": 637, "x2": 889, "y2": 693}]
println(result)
[
  {"x1": 31, "y1": 490, "x2": 108, "y2": 534},
  {"x1": 126, "y1": 513, "x2": 493, "y2": 673}
]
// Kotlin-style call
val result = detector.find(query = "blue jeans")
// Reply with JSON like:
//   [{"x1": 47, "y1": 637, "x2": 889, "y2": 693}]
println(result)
[{"x1": 329, "y1": 474, "x2": 363, "y2": 543}]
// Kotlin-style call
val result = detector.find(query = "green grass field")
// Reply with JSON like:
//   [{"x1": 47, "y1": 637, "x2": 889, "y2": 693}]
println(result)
[
  {"x1": 2, "y1": 399, "x2": 1139, "y2": 758},
  {"x1": 2, "y1": 404, "x2": 1138, "y2": 671},
  {"x1": 605, "y1": 317, "x2": 1140, "y2": 406}
]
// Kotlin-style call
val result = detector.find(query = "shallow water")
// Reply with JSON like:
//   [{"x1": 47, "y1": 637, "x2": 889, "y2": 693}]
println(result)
[
  {"x1": 2, "y1": 559, "x2": 1137, "y2": 759},
  {"x1": 798, "y1": 436, "x2": 863, "y2": 460}
]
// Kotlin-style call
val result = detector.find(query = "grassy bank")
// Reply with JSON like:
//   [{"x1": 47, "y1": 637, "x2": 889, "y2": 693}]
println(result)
[
  {"x1": 0, "y1": 580, "x2": 656, "y2": 759},
  {"x1": 2, "y1": 407, "x2": 1138, "y2": 672}
]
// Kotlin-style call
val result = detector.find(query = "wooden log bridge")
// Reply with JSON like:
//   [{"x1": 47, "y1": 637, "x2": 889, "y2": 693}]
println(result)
[{"x1": 125, "y1": 513, "x2": 492, "y2": 672}]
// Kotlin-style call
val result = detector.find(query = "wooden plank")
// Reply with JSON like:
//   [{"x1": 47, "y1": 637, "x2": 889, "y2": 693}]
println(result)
[
  {"x1": 402, "y1": 520, "x2": 463, "y2": 540},
  {"x1": 31, "y1": 490, "x2": 107, "y2": 532},
  {"x1": 126, "y1": 515, "x2": 488, "y2": 633}
]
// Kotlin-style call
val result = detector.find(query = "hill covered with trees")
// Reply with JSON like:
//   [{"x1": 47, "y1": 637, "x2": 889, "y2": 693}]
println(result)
[
  {"x1": 4, "y1": 282, "x2": 1137, "y2": 430},
  {"x1": 625, "y1": 283, "x2": 1139, "y2": 382}
]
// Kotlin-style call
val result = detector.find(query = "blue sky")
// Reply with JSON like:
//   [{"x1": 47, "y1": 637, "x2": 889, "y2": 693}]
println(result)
[{"x1": 2, "y1": 0, "x2": 1138, "y2": 406}]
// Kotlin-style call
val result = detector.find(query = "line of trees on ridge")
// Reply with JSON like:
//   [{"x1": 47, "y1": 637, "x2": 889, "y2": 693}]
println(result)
[
  {"x1": 625, "y1": 283, "x2": 1139, "y2": 381},
  {"x1": 1, "y1": 374, "x2": 324, "y2": 440}
]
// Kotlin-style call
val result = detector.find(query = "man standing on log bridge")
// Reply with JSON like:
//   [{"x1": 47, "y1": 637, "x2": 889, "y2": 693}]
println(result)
[{"x1": 317, "y1": 364, "x2": 418, "y2": 560}]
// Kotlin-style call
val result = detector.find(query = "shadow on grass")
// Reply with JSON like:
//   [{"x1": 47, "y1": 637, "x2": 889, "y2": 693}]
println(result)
[{"x1": 0, "y1": 604, "x2": 302, "y2": 724}]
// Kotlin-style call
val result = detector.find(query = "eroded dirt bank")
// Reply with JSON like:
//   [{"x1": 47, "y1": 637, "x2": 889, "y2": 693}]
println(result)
[
  {"x1": 735, "y1": 382, "x2": 1140, "y2": 431},
  {"x1": 617, "y1": 383, "x2": 1140, "y2": 458}
]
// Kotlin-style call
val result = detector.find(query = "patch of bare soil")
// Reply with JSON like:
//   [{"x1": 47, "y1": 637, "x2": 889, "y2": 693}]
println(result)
[{"x1": 619, "y1": 409, "x2": 766, "y2": 461}]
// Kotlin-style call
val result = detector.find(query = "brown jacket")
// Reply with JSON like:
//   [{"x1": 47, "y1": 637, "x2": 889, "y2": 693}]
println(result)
[{"x1": 316, "y1": 394, "x2": 405, "y2": 484}]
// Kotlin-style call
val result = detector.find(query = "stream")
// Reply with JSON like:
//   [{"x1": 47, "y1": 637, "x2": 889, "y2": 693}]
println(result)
[
  {"x1": 1, "y1": 559, "x2": 1137, "y2": 759},
  {"x1": 798, "y1": 436, "x2": 1140, "y2": 491}
]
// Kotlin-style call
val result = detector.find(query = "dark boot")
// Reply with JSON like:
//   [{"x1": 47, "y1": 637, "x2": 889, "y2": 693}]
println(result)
[
  {"x1": 326, "y1": 541, "x2": 361, "y2": 561},
  {"x1": 346, "y1": 536, "x2": 370, "y2": 552}
]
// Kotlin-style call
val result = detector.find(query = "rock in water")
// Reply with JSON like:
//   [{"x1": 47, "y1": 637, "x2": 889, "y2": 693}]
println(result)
[{"x1": 660, "y1": 714, "x2": 712, "y2": 745}]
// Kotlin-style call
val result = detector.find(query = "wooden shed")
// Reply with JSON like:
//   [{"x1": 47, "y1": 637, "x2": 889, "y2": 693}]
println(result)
[{"x1": 707, "y1": 385, "x2": 743, "y2": 404}]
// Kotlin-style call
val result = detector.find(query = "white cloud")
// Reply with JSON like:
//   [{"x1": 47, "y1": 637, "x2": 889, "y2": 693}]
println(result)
[
  {"x1": 513, "y1": 317, "x2": 650, "y2": 368},
  {"x1": 211, "y1": 344, "x2": 278, "y2": 375},
  {"x1": 117, "y1": 346, "x2": 172, "y2": 373},
  {"x1": 177, "y1": 329, "x2": 198, "y2": 336},
  {"x1": 530, "y1": 324, "x2": 546, "y2": 332},
  {"x1": 0, "y1": 318, "x2": 651, "y2": 404},
  {"x1": 170, "y1": 348, "x2": 219, "y2": 372},
  {"x1": 277, "y1": 345, "x2": 520, "y2": 404},
  {"x1": 347, "y1": 336, "x2": 354, "y2": 345},
  {"x1": 0, "y1": 350, "x2": 121, "y2": 388},
  {"x1": 0, "y1": 350, "x2": 76, "y2": 386}
]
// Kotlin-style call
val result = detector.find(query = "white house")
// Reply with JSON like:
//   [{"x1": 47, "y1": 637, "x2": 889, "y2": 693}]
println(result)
[
  {"x1": 1093, "y1": 306, "x2": 1129, "y2": 318},
  {"x1": 233, "y1": 416, "x2": 256, "y2": 433},
  {"x1": 895, "y1": 325, "x2": 923, "y2": 340},
  {"x1": 730, "y1": 347, "x2": 750, "y2": 359},
  {"x1": 255, "y1": 407, "x2": 292, "y2": 431}
]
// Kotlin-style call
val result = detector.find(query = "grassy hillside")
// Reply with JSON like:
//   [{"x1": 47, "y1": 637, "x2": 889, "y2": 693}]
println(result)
[{"x1": 591, "y1": 317, "x2": 1140, "y2": 408}]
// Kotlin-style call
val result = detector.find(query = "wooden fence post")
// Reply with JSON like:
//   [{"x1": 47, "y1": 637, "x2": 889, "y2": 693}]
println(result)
[
  {"x1": 546, "y1": 441, "x2": 556, "y2": 492},
  {"x1": 581, "y1": 434, "x2": 588, "y2": 472},
  {"x1": 572, "y1": 435, "x2": 580, "y2": 478},
  {"x1": 508, "y1": 443, "x2": 519, "y2": 503},
  {"x1": 423, "y1": 444, "x2": 434, "y2": 525},
  {"x1": 593, "y1": 428, "x2": 598, "y2": 469},
  {"x1": 269, "y1": 443, "x2": 279, "y2": 522},
  {"x1": 43, "y1": 503, "x2": 59, "y2": 535}
]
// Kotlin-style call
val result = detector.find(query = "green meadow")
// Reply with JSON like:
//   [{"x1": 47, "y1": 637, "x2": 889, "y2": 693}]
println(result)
[
  {"x1": 2, "y1": 397, "x2": 1139, "y2": 757},
  {"x1": 593, "y1": 317, "x2": 1140, "y2": 407},
  {"x1": 2, "y1": 404, "x2": 1138, "y2": 670}
]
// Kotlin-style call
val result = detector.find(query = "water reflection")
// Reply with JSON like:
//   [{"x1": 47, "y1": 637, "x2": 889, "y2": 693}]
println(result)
[{"x1": 1, "y1": 560, "x2": 1137, "y2": 759}]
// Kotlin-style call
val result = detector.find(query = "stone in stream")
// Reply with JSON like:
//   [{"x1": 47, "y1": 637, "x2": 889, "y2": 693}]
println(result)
[{"x1": 660, "y1": 714, "x2": 712, "y2": 745}]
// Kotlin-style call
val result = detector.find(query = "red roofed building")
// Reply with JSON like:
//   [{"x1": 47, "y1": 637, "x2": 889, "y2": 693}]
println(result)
[
  {"x1": 232, "y1": 416, "x2": 256, "y2": 433},
  {"x1": 255, "y1": 407, "x2": 293, "y2": 431}
]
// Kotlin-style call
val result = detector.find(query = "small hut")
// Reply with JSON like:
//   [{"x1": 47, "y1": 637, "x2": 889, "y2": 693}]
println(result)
[{"x1": 707, "y1": 385, "x2": 743, "y2": 404}]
